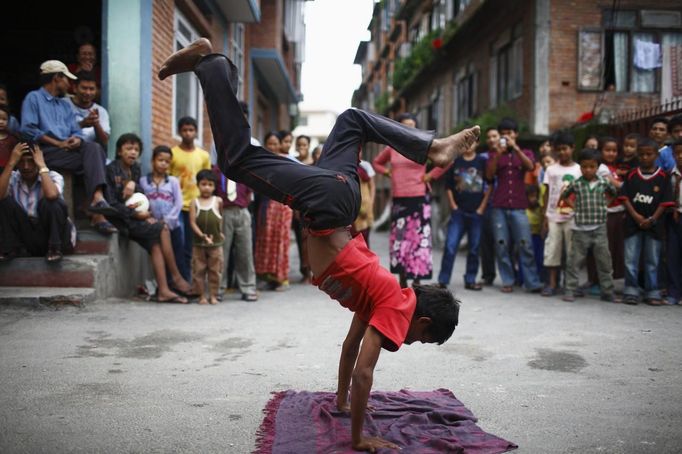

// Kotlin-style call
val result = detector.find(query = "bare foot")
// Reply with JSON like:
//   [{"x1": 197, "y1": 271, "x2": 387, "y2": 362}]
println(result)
[
  {"x1": 158, "y1": 38, "x2": 213, "y2": 80},
  {"x1": 209, "y1": 297, "x2": 218, "y2": 305},
  {"x1": 198, "y1": 298, "x2": 209, "y2": 305},
  {"x1": 428, "y1": 125, "x2": 481, "y2": 167}
]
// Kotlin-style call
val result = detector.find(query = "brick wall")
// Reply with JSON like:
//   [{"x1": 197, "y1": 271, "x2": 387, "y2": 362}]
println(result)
[
  {"x1": 548, "y1": 0, "x2": 681, "y2": 132},
  {"x1": 151, "y1": 0, "x2": 175, "y2": 150},
  {"x1": 151, "y1": 0, "x2": 226, "y2": 153}
]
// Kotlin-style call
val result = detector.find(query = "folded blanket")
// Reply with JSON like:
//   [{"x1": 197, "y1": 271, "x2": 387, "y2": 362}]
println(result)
[{"x1": 254, "y1": 389, "x2": 517, "y2": 454}]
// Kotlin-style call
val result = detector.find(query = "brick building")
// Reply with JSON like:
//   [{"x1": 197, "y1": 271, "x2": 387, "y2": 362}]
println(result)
[
  {"x1": 353, "y1": 0, "x2": 682, "y2": 138},
  {"x1": 2, "y1": 0, "x2": 308, "y2": 164}
]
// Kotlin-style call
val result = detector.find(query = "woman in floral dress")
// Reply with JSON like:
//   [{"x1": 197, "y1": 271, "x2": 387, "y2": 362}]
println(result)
[{"x1": 372, "y1": 113, "x2": 447, "y2": 288}]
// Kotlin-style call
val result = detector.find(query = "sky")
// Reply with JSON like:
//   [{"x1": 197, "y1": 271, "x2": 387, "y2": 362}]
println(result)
[{"x1": 300, "y1": 0, "x2": 375, "y2": 113}]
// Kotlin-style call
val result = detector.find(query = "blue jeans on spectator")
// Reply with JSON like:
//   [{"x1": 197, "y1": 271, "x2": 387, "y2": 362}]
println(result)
[
  {"x1": 623, "y1": 232, "x2": 662, "y2": 300},
  {"x1": 179, "y1": 211, "x2": 193, "y2": 282},
  {"x1": 665, "y1": 215, "x2": 682, "y2": 303},
  {"x1": 438, "y1": 210, "x2": 482, "y2": 286},
  {"x1": 491, "y1": 208, "x2": 542, "y2": 289},
  {"x1": 170, "y1": 225, "x2": 190, "y2": 282}
]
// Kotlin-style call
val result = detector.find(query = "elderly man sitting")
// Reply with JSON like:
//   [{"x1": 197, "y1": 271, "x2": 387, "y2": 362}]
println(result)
[
  {"x1": 0, "y1": 142, "x2": 75, "y2": 262},
  {"x1": 20, "y1": 60, "x2": 115, "y2": 235}
]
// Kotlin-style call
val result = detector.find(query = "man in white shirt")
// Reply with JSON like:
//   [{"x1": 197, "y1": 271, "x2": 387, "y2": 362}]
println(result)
[{"x1": 70, "y1": 70, "x2": 110, "y2": 147}]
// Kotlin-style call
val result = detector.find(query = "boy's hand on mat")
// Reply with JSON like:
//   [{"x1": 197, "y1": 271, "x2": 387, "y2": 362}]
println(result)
[{"x1": 353, "y1": 436, "x2": 400, "y2": 452}]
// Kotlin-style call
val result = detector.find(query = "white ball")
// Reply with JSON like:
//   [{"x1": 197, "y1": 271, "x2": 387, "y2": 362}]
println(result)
[{"x1": 126, "y1": 192, "x2": 150, "y2": 213}]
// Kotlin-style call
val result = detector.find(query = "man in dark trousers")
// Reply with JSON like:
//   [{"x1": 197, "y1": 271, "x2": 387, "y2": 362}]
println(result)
[{"x1": 0, "y1": 142, "x2": 74, "y2": 262}]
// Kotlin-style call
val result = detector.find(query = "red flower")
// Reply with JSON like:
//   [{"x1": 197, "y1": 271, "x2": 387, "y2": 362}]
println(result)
[
  {"x1": 577, "y1": 111, "x2": 594, "y2": 123},
  {"x1": 432, "y1": 38, "x2": 443, "y2": 49}
]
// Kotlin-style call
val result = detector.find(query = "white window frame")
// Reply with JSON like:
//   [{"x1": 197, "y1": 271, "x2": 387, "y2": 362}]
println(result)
[
  {"x1": 230, "y1": 23, "x2": 245, "y2": 100},
  {"x1": 172, "y1": 9, "x2": 204, "y2": 145}
]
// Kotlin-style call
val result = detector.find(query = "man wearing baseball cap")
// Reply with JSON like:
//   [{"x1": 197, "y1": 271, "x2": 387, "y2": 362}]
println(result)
[{"x1": 20, "y1": 60, "x2": 116, "y2": 235}]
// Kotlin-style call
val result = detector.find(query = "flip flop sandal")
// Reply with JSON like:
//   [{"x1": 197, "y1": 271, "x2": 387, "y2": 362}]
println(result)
[
  {"x1": 500, "y1": 286, "x2": 514, "y2": 293},
  {"x1": 46, "y1": 248, "x2": 63, "y2": 263}
]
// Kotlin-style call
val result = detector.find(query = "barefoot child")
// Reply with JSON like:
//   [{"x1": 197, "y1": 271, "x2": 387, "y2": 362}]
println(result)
[
  {"x1": 159, "y1": 39, "x2": 479, "y2": 452},
  {"x1": 104, "y1": 133, "x2": 191, "y2": 303},
  {"x1": 189, "y1": 169, "x2": 224, "y2": 305}
]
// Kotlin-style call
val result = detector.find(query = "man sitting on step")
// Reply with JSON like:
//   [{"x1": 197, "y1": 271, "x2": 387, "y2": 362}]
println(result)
[{"x1": 0, "y1": 141, "x2": 75, "y2": 262}]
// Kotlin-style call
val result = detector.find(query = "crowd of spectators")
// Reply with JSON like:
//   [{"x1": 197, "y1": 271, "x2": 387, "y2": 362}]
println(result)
[{"x1": 0, "y1": 46, "x2": 681, "y2": 306}]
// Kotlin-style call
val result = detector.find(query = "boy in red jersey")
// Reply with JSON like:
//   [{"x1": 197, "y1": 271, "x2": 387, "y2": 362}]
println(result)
[{"x1": 159, "y1": 39, "x2": 479, "y2": 452}]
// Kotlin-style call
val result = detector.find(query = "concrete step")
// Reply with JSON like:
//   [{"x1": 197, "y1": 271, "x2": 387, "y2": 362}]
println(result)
[
  {"x1": 73, "y1": 229, "x2": 116, "y2": 255},
  {"x1": 0, "y1": 287, "x2": 95, "y2": 308},
  {"x1": 0, "y1": 254, "x2": 108, "y2": 288}
]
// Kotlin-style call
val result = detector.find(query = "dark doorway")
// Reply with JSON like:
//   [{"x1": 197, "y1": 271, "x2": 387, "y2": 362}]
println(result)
[{"x1": 0, "y1": 1, "x2": 102, "y2": 121}]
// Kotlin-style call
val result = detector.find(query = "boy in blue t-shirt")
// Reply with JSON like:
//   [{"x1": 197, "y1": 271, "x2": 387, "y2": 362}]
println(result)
[{"x1": 437, "y1": 142, "x2": 491, "y2": 290}]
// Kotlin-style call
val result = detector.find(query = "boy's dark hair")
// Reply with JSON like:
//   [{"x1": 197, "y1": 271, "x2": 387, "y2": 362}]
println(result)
[
  {"x1": 75, "y1": 70, "x2": 97, "y2": 85},
  {"x1": 177, "y1": 116, "x2": 197, "y2": 131},
  {"x1": 278, "y1": 130, "x2": 292, "y2": 141},
  {"x1": 599, "y1": 136, "x2": 618, "y2": 148},
  {"x1": 637, "y1": 137, "x2": 659, "y2": 151},
  {"x1": 196, "y1": 169, "x2": 216, "y2": 184},
  {"x1": 412, "y1": 284, "x2": 460, "y2": 344},
  {"x1": 624, "y1": 132, "x2": 641, "y2": 142},
  {"x1": 152, "y1": 145, "x2": 172, "y2": 159},
  {"x1": 0, "y1": 105, "x2": 10, "y2": 117},
  {"x1": 115, "y1": 133, "x2": 142, "y2": 157},
  {"x1": 668, "y1": 115, "x2": 682, "y2": 133},
  {"x1": 577, "y1": 148, "x2": 600, "y2": 163},
  {"x1": 650, "y1": 116, "x2": 669, "y2": 127},
  {"x1": 484, "y1": 126, "x2": 498, "y2": 134},
  {"x1": 396, "y1": 112, "x2": 418, "y2": 127},
  {"x1": 672, "y1": 138, "x2": 682, "y2": 149},
  {"x1": 552, "y1": 131, "x2": 575, "y2": 147},
  {"x1": 497, "y1": 117, "x2": 518, "y2": 132},
  {"x1": 296, "y1": 135, "x2": 311, "y2": 145}
]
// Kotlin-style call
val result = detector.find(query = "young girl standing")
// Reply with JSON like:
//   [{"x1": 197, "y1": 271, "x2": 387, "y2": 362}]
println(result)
[{"x1": 189, "y1": 169, "x2": 224, "y2": 305}]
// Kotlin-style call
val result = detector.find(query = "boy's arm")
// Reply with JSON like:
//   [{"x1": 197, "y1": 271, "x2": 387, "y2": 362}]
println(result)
[
  {"x1": 336, "y1": 315, "x2": 367, "y2": 411},
  {"x1": 350, "y1": 327, "x2": 399, "y2": 452},
  {"x1": 446, "y1": 188, "x2": 457, "y2": 210},
  {"x1": 477, "y1": 184, "x2": 493, "y2": 214},
  {"x1": 188, "y1": 201, "x2": 207, "y2": 240},
  {"x1": 621, "y1": 198, "x2": 646, "y2": 226},
  {"x1": 372, "y1": 147, "x2": 391, "y2": 176}
]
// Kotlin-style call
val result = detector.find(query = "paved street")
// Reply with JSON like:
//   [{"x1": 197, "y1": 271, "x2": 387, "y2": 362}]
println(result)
[{"x1": 1, "y1": 231, "x2": 681, "y2": 454}]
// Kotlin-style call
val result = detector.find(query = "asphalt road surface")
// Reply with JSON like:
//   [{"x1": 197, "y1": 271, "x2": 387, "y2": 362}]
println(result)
[{"x1": 1, "y1": 231, "x2": 681, "y2": 453}]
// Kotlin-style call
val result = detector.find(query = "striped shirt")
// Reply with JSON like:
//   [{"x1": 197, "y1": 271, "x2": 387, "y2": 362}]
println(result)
[
  {"x1": 8, "y1": 170, "x2": 64, "y2": 217},
  {"x1": 561, "y1": 176, "x2": 616, "y2": 226}
]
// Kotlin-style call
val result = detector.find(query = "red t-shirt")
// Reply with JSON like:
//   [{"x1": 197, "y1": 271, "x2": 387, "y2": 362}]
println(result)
[{"x1": 312, "y1": 234, "x2": 416, "y2": 351}]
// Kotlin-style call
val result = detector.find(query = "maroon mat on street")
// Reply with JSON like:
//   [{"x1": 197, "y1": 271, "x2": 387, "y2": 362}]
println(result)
[{"x1": 254, "y1": 389, "x2": 517, "y2": 453}]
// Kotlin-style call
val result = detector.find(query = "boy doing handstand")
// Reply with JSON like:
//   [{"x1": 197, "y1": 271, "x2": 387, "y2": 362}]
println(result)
[{"x1": 159, "y1": 39, "x2": 480, "y2": 452}]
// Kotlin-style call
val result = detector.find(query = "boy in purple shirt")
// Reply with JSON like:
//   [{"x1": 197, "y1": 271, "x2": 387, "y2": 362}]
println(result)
[
  {"x1": 139, "y1": 146, "x2": 188, "y2": 281},
  {"x1": 485, "y1": 118, "x2": 542, "y2": 293}
]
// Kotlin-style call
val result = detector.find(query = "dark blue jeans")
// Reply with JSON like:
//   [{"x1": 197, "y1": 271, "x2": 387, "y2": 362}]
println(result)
[
  {"x1": 179, "y1": 211, "x2": 193, "y2": 282},
  {"x1": 170, "y1": 225, "x2": 189, "y2": 282},
  {"x1": 666, "y1": 215, "x2": 682, "y2": 302},
  {"x1": 623, "y1": 231, "x2": 662, "y2": 300},
  {"x1": 438, "y1": 210, "x2": 482, "y2": 285}
]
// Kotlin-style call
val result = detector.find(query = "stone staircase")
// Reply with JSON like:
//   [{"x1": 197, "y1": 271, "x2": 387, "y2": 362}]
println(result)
[{"x1": 0, "y1": 229, "x2": 152, "y2": 309}]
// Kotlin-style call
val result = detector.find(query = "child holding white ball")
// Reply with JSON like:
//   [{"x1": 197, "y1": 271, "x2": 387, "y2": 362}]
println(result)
[{"x1": 104, "y1": 133, "x2": 192, "y2": 303}]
